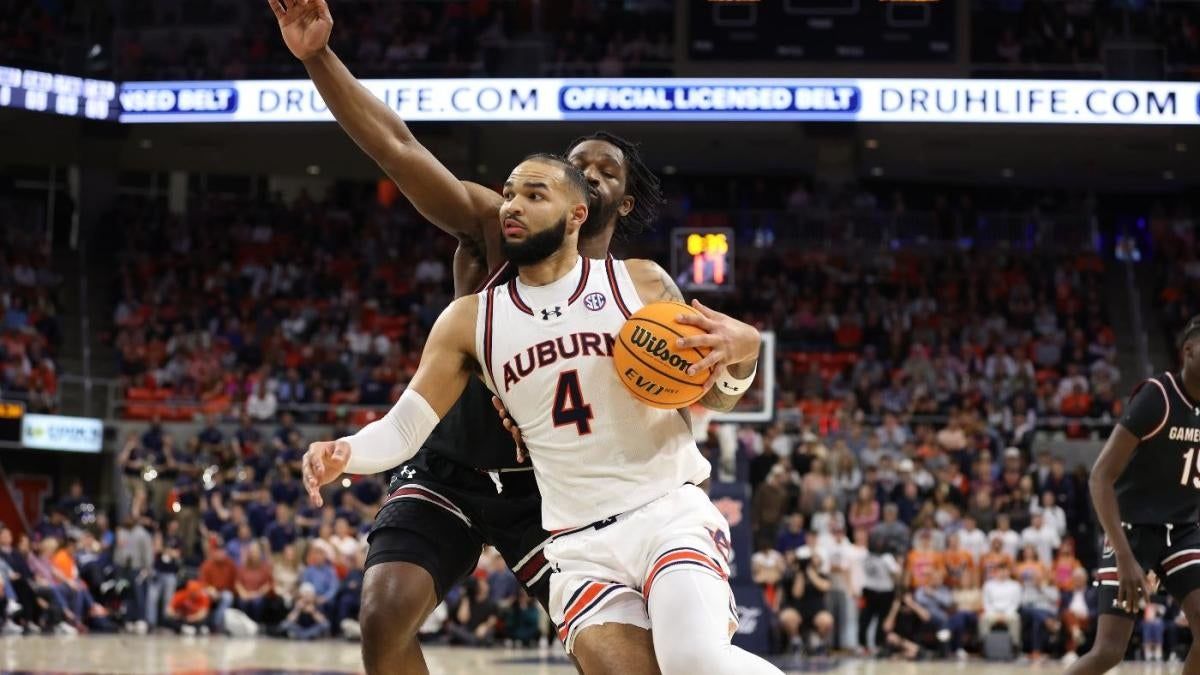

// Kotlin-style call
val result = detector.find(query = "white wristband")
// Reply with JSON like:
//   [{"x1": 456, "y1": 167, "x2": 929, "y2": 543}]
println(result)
[{"x1": 716, "y1": 363, "x2": 757, "y2": 396}]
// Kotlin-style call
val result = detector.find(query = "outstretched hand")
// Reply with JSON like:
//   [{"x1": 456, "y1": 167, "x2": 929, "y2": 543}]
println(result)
[
  {"x1": 302, "y1": 439, "x2": 351, "y2": 507},
  {"x1": 268, "y1": 0, "x2": 334, "y2": 62},
  {"x1": 673, "y1": 298, "x2": 761, "y2": 388},
  {"x1": 492, "y1": 396, "x2": 529, "y2": 464}
]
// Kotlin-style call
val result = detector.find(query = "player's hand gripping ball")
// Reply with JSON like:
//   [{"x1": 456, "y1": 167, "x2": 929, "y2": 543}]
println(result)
[{"x1": 614, "y1": 301, "x2": 712, "y2": 409}]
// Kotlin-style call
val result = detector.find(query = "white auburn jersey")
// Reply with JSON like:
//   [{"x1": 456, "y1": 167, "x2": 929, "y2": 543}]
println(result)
[{"x1": 475, "y1": 255, "x2": 711, "y2": 530}]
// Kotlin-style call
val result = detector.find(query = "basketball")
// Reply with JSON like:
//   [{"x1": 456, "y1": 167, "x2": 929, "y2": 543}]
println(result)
[{"x1": 614, "y1": 301, "x2": 712, "y2": 409}]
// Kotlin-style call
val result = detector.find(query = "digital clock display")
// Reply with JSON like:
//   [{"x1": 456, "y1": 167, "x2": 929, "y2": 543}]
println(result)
[
  {"x1": 671, "y1": 227, "x2": 734, "y2": 292},
  {"x1": 0, "y1": 400, "x2": 23, "y2": 445}
]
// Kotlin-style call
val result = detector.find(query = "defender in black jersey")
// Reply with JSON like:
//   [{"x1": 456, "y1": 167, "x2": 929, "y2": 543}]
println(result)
[
  {"x1": 1068, "y1": 316, "x2": 1200, "y2": 675},
  {"x1": 272, "y1": 5, "x2": 671, "y2": 673}
]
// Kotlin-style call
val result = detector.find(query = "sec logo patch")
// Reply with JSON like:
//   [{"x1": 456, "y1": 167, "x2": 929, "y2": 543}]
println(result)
[{"x1": 583, "y1": 292, "x2": 606, "y2": 311}]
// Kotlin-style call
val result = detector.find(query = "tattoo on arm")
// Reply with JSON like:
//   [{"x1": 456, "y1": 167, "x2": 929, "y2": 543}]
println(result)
[
  {"x1": 652, "y1": 266, "x2": 685, "y2": 302},
  {"x1": 699, "y1": 383, "x2": 740, "y2": 413}
]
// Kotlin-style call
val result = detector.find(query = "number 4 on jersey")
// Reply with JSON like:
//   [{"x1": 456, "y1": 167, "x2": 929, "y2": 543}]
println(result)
[{"x1": 553, "y1": 370, "x2": 594, "y2": 435}]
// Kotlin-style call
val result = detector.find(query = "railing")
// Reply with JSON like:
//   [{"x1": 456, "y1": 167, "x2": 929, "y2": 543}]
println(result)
[
  {"x1": 859, "y1": 412, "x2": 1117, "y2": 432},
  {"x1": 60, "y1": 370, "x2": 1119, "y2": 444}
]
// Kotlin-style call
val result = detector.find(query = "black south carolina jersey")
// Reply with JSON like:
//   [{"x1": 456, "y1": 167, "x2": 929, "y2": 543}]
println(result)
[
  {"x1": 1116, "y1": 371, "x2": 1200, "y2": 524},
  {"x1": 418, "y1": 262, "x2": 521, "y2": 471}
]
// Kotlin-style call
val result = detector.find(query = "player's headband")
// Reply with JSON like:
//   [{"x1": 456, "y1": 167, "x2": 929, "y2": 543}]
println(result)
[{"x1": 1178, "y1": 317, "x2": 1200, "y2": 349}]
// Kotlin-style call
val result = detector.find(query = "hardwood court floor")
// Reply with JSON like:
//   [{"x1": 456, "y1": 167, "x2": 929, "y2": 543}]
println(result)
[{"x1": 0, "y1": 635, "x2": 1171, "y2": 674}]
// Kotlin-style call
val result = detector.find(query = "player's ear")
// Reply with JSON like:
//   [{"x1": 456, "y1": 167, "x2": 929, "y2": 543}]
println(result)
[
  {"x1": 570, "y1": 202, "x2": 588, "y2": 232},
  {"x1": 619, "y1": 195, "x2": 634, "y2": 218}
]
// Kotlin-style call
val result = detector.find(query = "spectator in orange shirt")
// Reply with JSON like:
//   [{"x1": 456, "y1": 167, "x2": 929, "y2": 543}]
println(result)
[
  {"x1": 942, "y1": 533, "x2": 975, "y2": 590},
  {"x1": 198, "y1": 541, "x2": 238, "y2": 634},
  {"x1": 905, "y1": 530, "x2": 945, "y2": 589},
  {"x1": 164, "y1": 579, "x2": 212, "y2": 635},
  {"x1": 51, "y1": 537, "x2": 79, "y2": 583},
  {"x1": 979, "y1": 535, "x2": 1015, "y2": 582},
  {"x1": 1060, "y1": 383, "x2": 1092, "y2": 418}
]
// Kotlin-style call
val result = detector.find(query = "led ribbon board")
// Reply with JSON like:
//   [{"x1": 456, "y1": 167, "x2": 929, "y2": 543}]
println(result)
[
  {"x1": 115, "y1": 78, "x2": 1200, "y2": 125},
  {"x1": 4, "y1": 66, "x2": 1197, "y2": 126}
]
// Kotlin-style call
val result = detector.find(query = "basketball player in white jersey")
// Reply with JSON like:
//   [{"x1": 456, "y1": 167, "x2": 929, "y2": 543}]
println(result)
[{"x1": 304, "y1": 154, "x2": 781, "y2": 674}]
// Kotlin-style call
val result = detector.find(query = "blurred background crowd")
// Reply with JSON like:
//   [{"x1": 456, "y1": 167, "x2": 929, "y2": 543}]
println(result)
[
  {"x1": 0, "y1": 175, "x2": 1191, "y2": 663},
  {"x1": 2, "y1": 0, "x2": 1200, "y2": 665}
]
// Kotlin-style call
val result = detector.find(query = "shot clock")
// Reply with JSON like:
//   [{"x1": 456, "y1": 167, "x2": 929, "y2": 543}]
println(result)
[
  {"x1": 0, "y1": 400, "x2": 24, "y2": 445},
  {"x1": 671, "y1": 227, "x2": 734, "y2": 293}
]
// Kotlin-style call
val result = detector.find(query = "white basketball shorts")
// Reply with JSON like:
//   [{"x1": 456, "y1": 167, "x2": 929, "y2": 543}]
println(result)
[{"x1": 546, "y1": 483, "x2": 738, "y2": 652}]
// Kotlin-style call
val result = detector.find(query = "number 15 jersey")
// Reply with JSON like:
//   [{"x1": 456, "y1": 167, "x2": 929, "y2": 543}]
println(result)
[
  {"x1": 1117, "y1": 371, "x2": 1200, "y2": 524},
  {"x1": 474, "y1": 256, "x2": 711, "y2": 531}
]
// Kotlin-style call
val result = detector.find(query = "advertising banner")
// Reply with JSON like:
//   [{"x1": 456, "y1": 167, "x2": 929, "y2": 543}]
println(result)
[
  {"x1": 21, "y1": 414, "x2": 103, "y2": 453},
  {"x1": 6, "y1": 64, "x2": 1197, "y2": 127},
  {"x1": 114, "y1": 77, "x2": 1200, "y2": 126}
]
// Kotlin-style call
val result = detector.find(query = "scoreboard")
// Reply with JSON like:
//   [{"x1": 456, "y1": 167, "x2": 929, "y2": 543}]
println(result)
[
  {"x1": 672, "y1": 227, "x2": 734, "y2": 293},
  {"x1": 0, "y1": 401, "x2": 24, "y2": 445},
  {"x1": 689, "y1": 0, "x2": 956, "y2": 61},
  {"x1": 0, "y1": 66, "x2": 118, "y2": 121}
]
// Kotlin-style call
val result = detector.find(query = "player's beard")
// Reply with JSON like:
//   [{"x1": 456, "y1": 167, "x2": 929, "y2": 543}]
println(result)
[
  {"x1": 580, "y1": 188, "x2": 621, "y2": 239},
  {"x1": 502, "y1": 214, "x2": 568, "y2": 266}
]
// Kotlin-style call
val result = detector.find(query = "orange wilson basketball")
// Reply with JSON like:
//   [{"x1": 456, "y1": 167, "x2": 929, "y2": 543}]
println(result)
[{"x1": 614, "y1": 301, "x2": 711, "y2": 409}]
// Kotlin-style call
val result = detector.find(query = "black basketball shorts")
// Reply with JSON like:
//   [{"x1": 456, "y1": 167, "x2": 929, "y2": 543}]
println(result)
[
  {"x1": 365, "y1": 448, "x2": 553, "y2": 610},
  {"x1": 1098, "y1": 521, "x2": 1200, "y2": 616}
]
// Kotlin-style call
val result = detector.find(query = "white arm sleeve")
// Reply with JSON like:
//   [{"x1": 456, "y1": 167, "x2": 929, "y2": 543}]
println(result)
[{"x1": 340, "y1": 388, "x2": 441, "y2": 475}]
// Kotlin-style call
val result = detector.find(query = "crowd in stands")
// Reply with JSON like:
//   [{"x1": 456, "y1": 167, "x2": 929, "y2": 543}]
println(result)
[
  {"x1": 0, "y1": 196, "x2": 61, "y2": 414},
  {"x1": 540, "y1": 0, "x2": 673, "y2": 77},
  {"x1": 1151, "y1": 201, "x2": 1200, "y2": 346},
  {"x1": 0, "y1": 0, "x2": 94, "y2": 72},
  {"x1": 0, "y1": 409, "x2": 1161, "y2": 661},
  {"x1": 739, "y1": 414, "x2": 1133, "y2": 663},
  {"x1": 104, "y1": 190, "x2": 463, "y2": 427},
  {"x1": 5, "y1": 180, "x2": 1121, "y2": 660},
  {"x1": 9, "y1": 0, "x2": 1200, "y2": 80},
  {"x1": 973, "y1": 0, "x2": 1200, "y2": 69},
  {"x1": 0, "y1": 414, "x2": 548, "y2": 645},
  {"x1": 115, "y1": 1, "x2": 510, "y2": 81},
  {"x1": 105, "y1": 184, "x2": 1121, "y2": 454}
]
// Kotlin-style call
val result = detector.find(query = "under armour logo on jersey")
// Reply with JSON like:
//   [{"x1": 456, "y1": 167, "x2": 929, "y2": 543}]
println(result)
[
  {"x1": 583, "y1": 292, "x2": 607, "y2": 312},
  {"x1": 399, "y1": 467, "x2": 415, "y2": 479},
  {"x1": 541, "y1": 306, "x2": 563, "y2": 321}
]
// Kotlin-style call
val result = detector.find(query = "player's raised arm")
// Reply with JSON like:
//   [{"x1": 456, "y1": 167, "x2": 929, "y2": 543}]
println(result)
[
  {"x1": 301, "y1": 295, "x2": 480, "y2": 505},
  {"x1": 269, "y1": 0, "x2": 501, "y2": 254},
  {"x1": 626, "y1": 259, "x2": 761, "y2": 413}
]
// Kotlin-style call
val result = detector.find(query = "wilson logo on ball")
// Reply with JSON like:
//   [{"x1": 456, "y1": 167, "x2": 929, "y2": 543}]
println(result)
[
  {"x1": 629, "y1": 325, "x2": 694, "y2": 374},
  {"x1": 614, "y1": 301, "x2": 711, "y2": 409}
]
